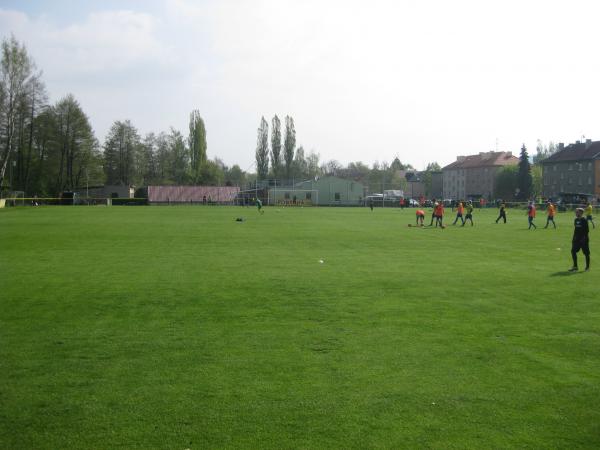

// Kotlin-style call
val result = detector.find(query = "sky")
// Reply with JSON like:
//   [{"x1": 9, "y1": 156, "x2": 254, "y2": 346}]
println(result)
[{"x1": 1, "y1": 0, "x2": 599, "y2": 171}]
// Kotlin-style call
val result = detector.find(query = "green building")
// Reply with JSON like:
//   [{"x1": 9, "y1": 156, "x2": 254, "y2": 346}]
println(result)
[{"x1": 268, "y1": 176, "x2": 365, "y2": 206}]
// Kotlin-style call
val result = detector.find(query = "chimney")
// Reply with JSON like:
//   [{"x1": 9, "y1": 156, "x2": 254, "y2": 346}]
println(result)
[
  {"x1": 576, "y1": 140, "x2": 581, "y2": 145},
  {"x1": 457, "y1": 156, "x2": 466, "y2": 162},
  {"x1": 586, "y1": 139, "x2": 592, "y2": 149},
  {"x1": 558, "y1": 143, "x2": 564, "y2": 151}
]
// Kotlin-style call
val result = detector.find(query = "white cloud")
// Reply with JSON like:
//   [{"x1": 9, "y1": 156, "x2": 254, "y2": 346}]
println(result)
[{"x1": 2, "y1": 0, "x2": 600, "y2": 169}]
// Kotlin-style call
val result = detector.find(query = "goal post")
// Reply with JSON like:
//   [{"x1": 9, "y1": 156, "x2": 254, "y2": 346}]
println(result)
[{"x1": 267, "y1": 189, "x2": 319, "y2": 206}]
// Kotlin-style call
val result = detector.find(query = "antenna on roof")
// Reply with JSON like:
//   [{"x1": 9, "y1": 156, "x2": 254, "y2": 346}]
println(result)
[{"x1": 495, "y1": 138, "x2": 498, "y2": 152}]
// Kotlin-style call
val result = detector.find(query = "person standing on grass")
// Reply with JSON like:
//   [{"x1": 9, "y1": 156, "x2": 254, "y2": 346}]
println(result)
[
  {"x1": 585, "y1": 201, "x2": 595, "y2": 229},
  {"x1": 496, "y1": 202, "x2": 507, "y2": 223},
  {"x1": 434, "y1": 201, "x2": 445, "y2": 227},
  {"x1": 544, "y1": 201, "x2": 557, "y2": 229},
  {"x1": 416, "y1": 208, "x2": 425, "y2": 226},
  {"x1": 570, "y1": 208, "x2": 590, "y2": 272},
  {"x1": 452, "y1": 201, "x2": 465, "y2": 225},
  {"x1": 462, "y1": 200, "x2": 474, "y2": 226},
  {"x1": 527, "y1": 201, "x2": 537, "y2": 229},
  {"x1": 255, "y1": 198, "x2": 264, "y2": 214},
  {"x1": 429, "y1": 200, "x2": 438, "y2": 226}
]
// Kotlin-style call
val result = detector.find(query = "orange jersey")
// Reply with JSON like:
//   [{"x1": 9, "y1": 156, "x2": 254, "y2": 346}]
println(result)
[
  {"x1": 457, "y1": 203, "x2": 464, "y2": 214},
  {"x1": 434, "y1": 204, "x2": 444, "y2": 216},
  {"x1": 416, "y1": 209, "x2": 425, "y2": 216},
  {"x1": 547, "y1": 204, "x2": 555, "y2": 217},
  {"x1": 528, "y1": 205, "x2": 536, "y2": 217}
]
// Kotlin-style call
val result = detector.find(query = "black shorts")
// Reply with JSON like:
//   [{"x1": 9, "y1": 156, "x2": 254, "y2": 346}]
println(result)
[{"x1": 572, "y1": 239, "x2": 590, "y2": 255}]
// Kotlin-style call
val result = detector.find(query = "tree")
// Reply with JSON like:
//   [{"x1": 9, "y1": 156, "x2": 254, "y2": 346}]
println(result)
[
  {"x1": 495, "y1": 165, "x2": 518, "y2": 200},
  {"x1": 255, "y1": 117, "x2": 269, "y2": 179},
  {"x1": 188, "y1": 110, "x2": 207, "y2": 183},
  {"x1": 390, "y1": 157, "x2": 404, "y2": 171},
  {"x1": 138, "y1": 133, "x2": 159, "y2": 185},
  {"x1": 322, "y1": 159, "x2": 342, "y2": 176},
  {"x1": 103, "y1": 120, "x2": 141, "y2": 185},
  {"x1": 343, "y1": 161, "x2": 370, "y2": 182},
  {"x1": 305, "y1": 151, "x2": 321, "y2": 179},
  {"x1": 16, "y1": 72, "x2": 48, "y2": 193},
  {"x1": 517, "y1": 144, "x2": 532, "y2": 200},
  {"x1": 283, "y1": 115, "x2": 296, "y2": 179},
  {"x1": 0, "y1": 35, "x2": 35, "y2": 190},
  {"x1": 422, "y1": 162, "x2": 441, "y2": 196},
  {"x1": 531, "y1": 164, "x2": 543, "y2": 197},
  {"x1": 224, "y1": 164, "x2": 245, "y2": 187},
  {"x1": 292, "y1": 145, "x2": 307, "y2": 180},
  {"x1": 50, "y1": 95, "x2": 98, "y2": 193},
  {"x1": 198, "y1": 159, "x2": 224, "y2": 186},
  {"x1": 270, "y1": 115, "x2": 282, "y2": 178},
  {"x1": 168, "y1": 128, "x2": 188, "y2": 184},
  {"x1": 533, "y1": 140, "x2": 558, "y2": 164}
]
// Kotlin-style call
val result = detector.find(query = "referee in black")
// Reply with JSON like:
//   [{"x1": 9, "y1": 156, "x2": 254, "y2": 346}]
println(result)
[{"x1": 570, "y1": 208, "x2": 590, "y2": 272}]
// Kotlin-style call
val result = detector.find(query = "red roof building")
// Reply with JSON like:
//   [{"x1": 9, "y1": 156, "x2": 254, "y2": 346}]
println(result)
[{"x1": 442, "y1": 151, "x2": 519, "y2": 200}]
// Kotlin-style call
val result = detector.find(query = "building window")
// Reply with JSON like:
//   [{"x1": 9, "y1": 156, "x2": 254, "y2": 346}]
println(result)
[
  {"x1": 579, "y1": 163, "x2": 583, "y2": 172},
  {"x1": 306, "y1": 192, "x2": 312, "y2": 200},
  {"x1": 553, "y1": 165, "x2": 557, "y2": 171},
  {"x1": 579, "y1": 177, "x2": 582, "y2": 186},
  {"x1": 588, "y1": 177, "x2": 592, "y2": 185},
  {"x1": 569, "y1": 164, "x2": 573, "y2": 171},
  {"x1": 284, "y1": 192, "x2": 290, "y2": 199},
  {"x1": 334, "y1": 193, "x2": 341, "y2": 201},
  {"x1": 588, "y1": 162, "x2": 592, "y2": 170}
]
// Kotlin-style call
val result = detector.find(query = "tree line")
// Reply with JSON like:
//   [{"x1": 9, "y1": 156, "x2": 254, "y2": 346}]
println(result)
[
  {"x1": 0, "y1": 36, "x2": 248, "y2": 197},
  {"x1": 2, "y1": 35, "x2": 551, "y2": 199}
]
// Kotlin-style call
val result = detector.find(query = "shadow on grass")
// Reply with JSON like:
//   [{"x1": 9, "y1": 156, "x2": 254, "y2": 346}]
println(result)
[{"x1": 550, "y1": 271, "x2": 583, "y2": 277}]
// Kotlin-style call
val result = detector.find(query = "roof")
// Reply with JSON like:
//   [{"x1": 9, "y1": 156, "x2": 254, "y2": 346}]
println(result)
[
  {"x1": 295, "y1": 176, "x2": 364, "y2": 189},
  {"x1": 542, "y1": 141, "x2": 600, "y2": 163},
  {"x1": 442, "y1": 151, "x2": 519, "y2": 171}
]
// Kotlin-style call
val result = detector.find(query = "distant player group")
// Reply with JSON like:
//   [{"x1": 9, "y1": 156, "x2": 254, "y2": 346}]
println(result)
[
  {"x1": 412, "y1": 198, "x2": 594, "y2": 272},
  {"x1": 414, "y1": 200, "x2": 474, "y2": 228}
]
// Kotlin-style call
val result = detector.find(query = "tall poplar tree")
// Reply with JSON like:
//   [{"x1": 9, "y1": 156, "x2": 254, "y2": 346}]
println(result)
[
  {"x1": 283, "y1": 115, "x2": 296, "y2": 179},
  {"x1": 270, "y1": 115, "x2": 281, "y2": 178},
  {"x1": 255, "y1": 117, "x2": 269, "y2": 179},
  {"x1": 188, "y1": 109, "x2": 206, "y2": 183}
]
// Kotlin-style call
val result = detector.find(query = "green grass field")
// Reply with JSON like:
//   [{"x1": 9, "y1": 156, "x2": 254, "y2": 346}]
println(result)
[{"x1": 1, "y1": 205, "x2": 599, "y2": 449}]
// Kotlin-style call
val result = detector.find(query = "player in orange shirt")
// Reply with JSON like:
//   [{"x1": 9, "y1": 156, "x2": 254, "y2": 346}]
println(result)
[
  {"x1": 452, "y1": 201, "x2": 465, "y2": 225},
  {"x1": 434, "y1": 202, "x2": 445, "y2": 227},
  {"x1": 415, "y1": 209, "x2": 425, "y2": 226},
  {"x1": 544, "y1": 201, "x2": 556, "y2": 229},
  {"x1": 527, "y1": 201, "x2": 537, "y2": 229}
]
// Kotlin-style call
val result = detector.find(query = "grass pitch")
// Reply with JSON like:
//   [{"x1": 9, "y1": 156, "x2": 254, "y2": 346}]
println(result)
[{"x1": 1, "y1": 205, "x2": 599, "y2": 449}]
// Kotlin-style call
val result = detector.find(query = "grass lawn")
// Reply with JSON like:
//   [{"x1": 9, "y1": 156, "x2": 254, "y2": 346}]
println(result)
[{"x1": 1, "y1": 205, "x2": 599, "y2": 449}]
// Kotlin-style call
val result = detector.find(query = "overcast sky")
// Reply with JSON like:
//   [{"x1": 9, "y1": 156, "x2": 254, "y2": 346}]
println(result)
[{"x1": 1, "y1": 0, "x2": 599, "y2": 171}]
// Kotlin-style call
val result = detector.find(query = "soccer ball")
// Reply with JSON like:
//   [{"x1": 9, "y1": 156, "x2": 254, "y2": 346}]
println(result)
[{"x1": 441, "y1": 225, "x2": 446, "y2": 229}]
